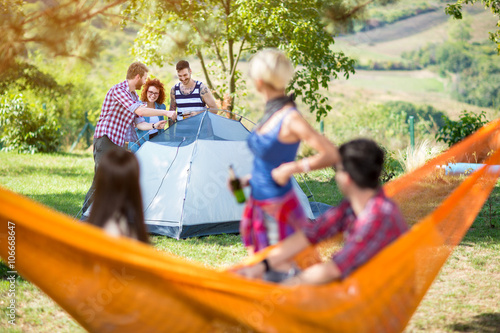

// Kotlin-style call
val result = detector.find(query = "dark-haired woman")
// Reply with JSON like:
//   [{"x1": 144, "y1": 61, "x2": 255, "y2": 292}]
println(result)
[
  {"x1": 129, "y1": 78, "x2": 168, "y2": 152},
  {"x1": 88, "y1": 148, "x2": 149, "y2": 243}
]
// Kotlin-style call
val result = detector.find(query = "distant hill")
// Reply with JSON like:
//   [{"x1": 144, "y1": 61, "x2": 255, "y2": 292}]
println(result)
[{"x1": 338, "y1": 3, "x2": 486, "y2": 45}]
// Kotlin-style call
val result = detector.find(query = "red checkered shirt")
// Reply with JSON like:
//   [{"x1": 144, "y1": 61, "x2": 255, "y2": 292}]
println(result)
[
  {"x1": 94, "y1": 80, "x2": 143, "y2": 147},
  {"x1": 302, "y1": 189, "x2": 408, "y2": 279}
]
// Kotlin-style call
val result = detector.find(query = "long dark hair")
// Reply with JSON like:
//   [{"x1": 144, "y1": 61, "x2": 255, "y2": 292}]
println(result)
[{"x1": 89, "y1": 149, "x2": 149, "y2": 243}]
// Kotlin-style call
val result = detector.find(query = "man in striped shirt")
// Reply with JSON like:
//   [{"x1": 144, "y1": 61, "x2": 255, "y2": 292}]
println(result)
[
  {"x1": 81, "y1": 62, "x2": 175, "y2": 215},
  {"x1": 235, "y1": 139, "x2": 408, "y2": 285},
  {"x1": 169, "y1": 60, "x2": 218, "y2": 121}
]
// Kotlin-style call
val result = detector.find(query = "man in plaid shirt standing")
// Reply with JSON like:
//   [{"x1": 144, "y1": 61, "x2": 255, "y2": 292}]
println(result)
[
  {"x1": 81, "y1": 62, "x2": 175, "y2": 215},
  {"x1": 236, "y1": 138, "x2": 408, "y2": 284}
]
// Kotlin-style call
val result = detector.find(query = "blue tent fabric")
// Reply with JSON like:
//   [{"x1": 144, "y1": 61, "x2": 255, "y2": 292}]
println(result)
[{"x1": 309, "y1": 201, "x2": 333, "y2": 219}]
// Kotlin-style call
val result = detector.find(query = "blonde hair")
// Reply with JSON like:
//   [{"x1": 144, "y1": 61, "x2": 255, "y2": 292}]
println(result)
[{"x1": 249, "y1": 49, "x2": 294, "y2": 90}]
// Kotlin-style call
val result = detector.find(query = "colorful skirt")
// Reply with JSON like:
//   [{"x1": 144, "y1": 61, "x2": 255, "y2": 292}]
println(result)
[{"x1": 240, "y1": 189, "x2": 307, "y2": 252}]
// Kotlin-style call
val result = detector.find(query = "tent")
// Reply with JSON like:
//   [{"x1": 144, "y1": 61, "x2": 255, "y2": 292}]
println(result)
[{"x1": 135, "y1": 111, "x2": 314, "y2": 239}]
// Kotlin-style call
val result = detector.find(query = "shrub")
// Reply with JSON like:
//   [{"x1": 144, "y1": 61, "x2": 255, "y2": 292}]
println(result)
[
  {"x1": 435, "y1": 110, "x2": 488, "y2": 147},
  {"x1": 0, "y1": 95, "x2": 62, "y2": 153},
  {"x1": 328, "y1": 101, "x2": 445, "y2": 152},
  {"x1": 381, "y1": 146, "x2": 404, "y2": 183},
  {"x1": 384, "y1": 101, "x2": 449, "y2": 131}
]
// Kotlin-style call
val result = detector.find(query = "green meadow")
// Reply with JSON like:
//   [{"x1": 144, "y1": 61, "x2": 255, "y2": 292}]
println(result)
[{"x1": 337, "y1": 71, "x2": 445, "y2": 94}]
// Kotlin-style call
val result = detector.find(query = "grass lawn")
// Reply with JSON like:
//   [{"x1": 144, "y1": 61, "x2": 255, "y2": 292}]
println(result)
[{"x1": 0, "y1": 152, "x2": 499, "y2": 332}]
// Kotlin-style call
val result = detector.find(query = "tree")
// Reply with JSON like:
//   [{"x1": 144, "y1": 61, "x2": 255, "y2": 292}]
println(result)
[
  {"x1": 448, "y1": 12, "x2": 472, "y2": 43},
  {"x1": 0, "y1": 0, "x2": 128, "y2": 74},
  {"x1": 123, "y1": 0, "x2": 394, "y2": 121},
  {"x1": 1, "y1": 0, "x2": 397, "y2": 123},
  {"x1": 0, "y1": 0, "x2": 134, "y2": 152},
  {"x1": 436, "y1": 110, "x2": 489, "y2": 147},
  {"x1": 445, "y1": 0, "x2": 500, "y2": 53}
]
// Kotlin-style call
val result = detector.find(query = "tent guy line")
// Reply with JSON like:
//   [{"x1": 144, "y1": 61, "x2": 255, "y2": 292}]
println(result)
[{"x1": 143, "y1": 137, "x2": 186, "y2": 214}]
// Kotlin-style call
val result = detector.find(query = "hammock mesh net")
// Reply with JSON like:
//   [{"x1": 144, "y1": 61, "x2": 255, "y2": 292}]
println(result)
[{"x1": 1, "y1": 119, "x2": 499, "y2": 332}]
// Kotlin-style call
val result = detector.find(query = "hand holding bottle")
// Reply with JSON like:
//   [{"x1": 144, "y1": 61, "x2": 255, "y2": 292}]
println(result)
[{"x1": 228, "y1": 165, "x2": 246, "y2": 204}]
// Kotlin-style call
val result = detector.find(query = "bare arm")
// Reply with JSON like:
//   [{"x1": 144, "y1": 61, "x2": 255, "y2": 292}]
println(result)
[
  {"x1": 283, "y1": 261, "x2": 341, "y2": 286},
  {"x1": 272, "y1": 112, "x2": 340, "y2": 185},
  {"x1": 136, "y1": 120, "x2": 168, "y2": 131},
  {"x1": 240, "y1": 174, "x2": 251, "y2": 187},
  {"x1": 235, "y1": 231, "x2": 310, "y2": 279},
  {"x1": 200, "y1": 83, "x2": 218, "y2": 114},
  {"x1": 135, "y1": 106, "x2": 175, "y2": 119},
  {"x1": 169, "y1": 86, "x2": 177, "y2": 111},
  {"x1": 235, "y1": 230, "x2": 342, "y2": 285}
]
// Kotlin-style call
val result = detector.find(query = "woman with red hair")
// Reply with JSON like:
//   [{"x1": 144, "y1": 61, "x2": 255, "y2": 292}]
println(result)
[{"x1": 128, "y1": 78, "x2": 168, "y2": 152}]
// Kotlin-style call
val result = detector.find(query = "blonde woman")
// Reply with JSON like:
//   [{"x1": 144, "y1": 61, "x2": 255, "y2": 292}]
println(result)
[{"x1": 237, "y1": 49, "x2": 339, "y2": 255}]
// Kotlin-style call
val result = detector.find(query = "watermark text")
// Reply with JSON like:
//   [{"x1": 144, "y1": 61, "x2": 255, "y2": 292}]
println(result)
[{"x1": 6, "y1": 221, "x2": 17, "y2": 325}]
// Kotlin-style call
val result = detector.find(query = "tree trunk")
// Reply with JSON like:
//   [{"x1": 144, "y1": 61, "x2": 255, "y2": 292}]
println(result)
[
  {"x1": 196, "y1": 48, "x2": 224, "y2": 116},
  {"x1": 227, "y1": 38, "x2": 236, "y2": 119}
]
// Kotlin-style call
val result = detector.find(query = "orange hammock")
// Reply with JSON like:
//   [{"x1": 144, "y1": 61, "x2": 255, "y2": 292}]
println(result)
[{"x1": 1, "y1": 119, "x2": 500, "y2": 333}]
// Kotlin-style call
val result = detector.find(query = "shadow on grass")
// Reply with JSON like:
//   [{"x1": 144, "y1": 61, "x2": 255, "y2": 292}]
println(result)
[
  {"x1": 478, "y1": 187, "x2": 500, "y2": 229},
  {"x1": 3, "y1": 165, "x2": 93, "y2": 178},
  {"x1": 0, "y1": 261, "x2": 25, "y2": 281},
  {"x1": 52, "y1": 152, "x2": 93, "y2": 158},
  {"x1": 29, "y1": 192, "x2": 84, "y2": 217},
  {"x1": 448, "y1": 313, "x2": 500, "y2": 333},
  {"x1": 151, "y1": 233, "x2": 242, "y2": 248},
  {"x1": 181, "y1": 234, "x2": 241, "y2": 246},
  {"x1": 463, "y1": 223, "x2": 500, "y2": 246}
]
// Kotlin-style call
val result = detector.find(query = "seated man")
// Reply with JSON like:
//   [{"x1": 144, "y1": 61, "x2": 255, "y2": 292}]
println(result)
[{"x1": 235, "y1": 138, "x2": 408, "y2": 285}]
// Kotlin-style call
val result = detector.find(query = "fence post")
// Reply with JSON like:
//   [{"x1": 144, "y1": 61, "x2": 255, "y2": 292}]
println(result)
[
  {"x1": 70, "y1": 111, "x2": 95, "y2": 152},
  {"x1": 409, "y1": 115, "x2": 415, "y2": 152},
  {"x1": 84, "y1": 112, "x2": 92, "y2": 147}
]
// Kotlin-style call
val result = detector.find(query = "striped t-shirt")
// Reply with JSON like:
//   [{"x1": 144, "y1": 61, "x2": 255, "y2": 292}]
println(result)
[{"x1": 174, "y1": 81, "x2": 206, "y2": 120}]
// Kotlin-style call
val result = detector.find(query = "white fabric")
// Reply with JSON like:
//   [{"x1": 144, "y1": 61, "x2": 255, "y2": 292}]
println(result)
[{"x1": 103, "y1": 212, "x2": 136, "y2": 239}]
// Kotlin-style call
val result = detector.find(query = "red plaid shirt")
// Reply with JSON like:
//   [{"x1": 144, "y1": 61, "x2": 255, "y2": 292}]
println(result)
[
  {"x1": 302, "y1": 189, "x2": 408, "y2": 279},
  {"x1": 94, "y1": 80, "x2": 143, "y2": 147}
]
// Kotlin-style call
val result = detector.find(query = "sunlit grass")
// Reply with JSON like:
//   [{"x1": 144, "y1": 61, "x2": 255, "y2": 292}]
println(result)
[
  {"x1": 0, "y1": 151, "x2": 93, "y2": 217},
  {"x1": 0, "y1": 280, "x2": 85, "y2": 333},
  {"x1": 406, "y1": 226, "x2": 500, "y2": 332},
  {"x1": 151, "y1": 234, "x2": 247, "y2": 269},
  {"x1": 342, "y1": 72, "x2": 445, "y2": 94}
]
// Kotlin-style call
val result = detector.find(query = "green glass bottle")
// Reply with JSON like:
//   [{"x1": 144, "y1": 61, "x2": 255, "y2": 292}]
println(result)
[{"x1": 229, "y1": 165, "x2": 246, "y2": 204}]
